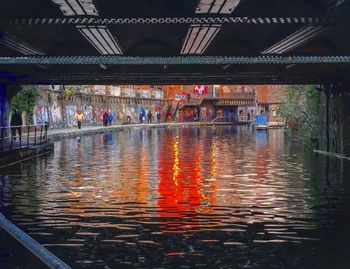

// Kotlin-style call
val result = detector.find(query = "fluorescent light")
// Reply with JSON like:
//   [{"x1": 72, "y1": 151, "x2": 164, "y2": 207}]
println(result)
[
  {"x1": 181, "y1": 25, "x2": 200, "y2": 54},
  {"x1": 220, "y1": 0, "x2": 241, "y2": 14},
  {"x1": 52, "y1": 0, "x2": 98, "y2": 16},
  {"x1": 262, "y1": 26, "x2": 327, "y2": 54},
  {"x1": 210, "y1": 0, "x2": 225, "y2": 13},
  {"x1": 0, "y1": 32, "x2": 44, "y2": 55},
  {"x1": 77, "y1": 26, "x2": 108, "y2": 54},
  {"x1": 77, "y1": 26, "x2": 122, "y2": 55},
  {"x1": 97, "y1": 27, "x2": 122, "y2": 54},
  {"x1": 196, "y1": 0, "x2": 241, "y2": 14},
  {"x1": 181, "y1": 24, "x2": 221, "y2": 54},
  {"x1": 196, "y1": 27, "x2": 221, "y2": 54},
  {"x1": 196, "y1": 0, "x2": 214, "y2": 13}
]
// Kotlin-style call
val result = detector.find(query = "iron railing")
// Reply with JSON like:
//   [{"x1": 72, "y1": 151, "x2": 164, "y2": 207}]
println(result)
[{"x1": 0, "y1": 123, "x2": 48, "y2": 152}]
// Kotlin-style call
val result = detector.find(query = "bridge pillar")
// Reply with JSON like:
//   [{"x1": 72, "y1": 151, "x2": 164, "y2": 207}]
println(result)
[
  {"x1": 319, "y1": 84, "x2": 350, "y2": 156},
  {"x1": 0, "y1": 84, "x2": 9, "y2": 127}
]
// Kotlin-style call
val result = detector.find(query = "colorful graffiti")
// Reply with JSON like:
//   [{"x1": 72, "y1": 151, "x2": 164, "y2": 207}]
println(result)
[
  {"x1": 222, "y1": 107, "x2": 238, "y2": 122},
  {"x1": 50, "y1": 101, "x2": 64, "y2": 127},
  {"x1": 34, "y1": 105, "x2": 49, "y2": 125},
  {"x1": 200, "y1": 105, "x2": 215, "y2": 121},
  {"x1": 81, "y1": 104, "x2": 93, "y2": 123},
  {"x1": 65, "y1": 105, "x2": 77, "y2": 126}
]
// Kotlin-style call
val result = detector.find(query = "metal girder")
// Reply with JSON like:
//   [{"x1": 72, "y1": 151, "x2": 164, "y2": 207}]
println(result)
[
  {"x1": 0, "y1": 56, "x2": 349, "y2": 65},
  {"x1": 0, "y1": 17, "x2": 335, "y2": 26},
  {"x1": 9, "y1": 72, "x2": 339, "y2": 85}
]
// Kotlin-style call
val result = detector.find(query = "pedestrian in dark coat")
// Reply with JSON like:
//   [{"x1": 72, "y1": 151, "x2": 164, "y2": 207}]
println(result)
[{"x1": 10, "y1": 109, "x2": 22, "y2": 141}]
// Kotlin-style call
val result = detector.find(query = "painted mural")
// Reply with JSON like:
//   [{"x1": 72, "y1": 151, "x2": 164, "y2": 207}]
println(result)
[
  {"x1": 179, "y1": 107, "x2": 200, "y2": 122},
  {"x1": 81, "y1": 104, "x2": 93, "y2": 123},
  {"x1": 50, "y1": 101, "x2": 64, "y2": 127},
  {"x1": 199, "y1": 104, "x2": 215, "y2": 121},
  {"x1": 34, "y1": 105, "x2": 49, "y2": 125},
  {"x1": 222, "y1": 107, "x2": 238, "y2": 122},
  {"x1": 65, "y1": 105, "x2": 77, "y2": 126}
]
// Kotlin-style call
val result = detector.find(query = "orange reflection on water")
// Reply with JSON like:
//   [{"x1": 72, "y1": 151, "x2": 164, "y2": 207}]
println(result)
[{"x1": 157, "y1": 130, "x2": 217, "y2": 226}]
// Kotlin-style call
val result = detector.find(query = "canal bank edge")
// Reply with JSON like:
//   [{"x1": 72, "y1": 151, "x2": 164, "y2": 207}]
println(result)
[
  {"x1": 47, "y1": 122, "x2": 240, "y2": 140},
  {"x1": 0, "y1": 143, "x2": 54, "y2": 169}
]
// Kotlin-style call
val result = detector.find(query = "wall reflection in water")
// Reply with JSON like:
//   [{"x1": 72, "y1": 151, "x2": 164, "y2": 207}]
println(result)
[{"x1": 1, "y1": 126, "x2": 349, "y2": 268}]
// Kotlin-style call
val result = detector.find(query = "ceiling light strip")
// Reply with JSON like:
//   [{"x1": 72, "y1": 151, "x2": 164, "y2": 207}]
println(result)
[
  {"x1": 57, "y1": 0, "x2": 76, "y2": 15},
  {"x1": 262, "y1": 26, "x2": 317, "y2": 53},
  {"x1": 0, "y1": 34, "x2": 44, "y2": 55},
  {"x1": 220, "y1": 0, "x2": 241, "y2": 14},
  {"x1": 88, "y1": 27, "x2": 115, "y2": 54},
  {"x1": 72, "y1": 0, "x2": 98, "y2": 16},
  {"x1": 180, "y1": 27, "x2": 194, "y2": 54},
  {"x1": 98, "y1": 27, "x2": 122, "y2": 54},
  {"x1": 197, "y1": 26, "x2": 221, "y2": 54},
  {"x1": 273, "y1": 28, "x2": 328, "y2": 54},
  {"x1": 263, "y1": 26, "x2": 325, "y2": 54},
  {"x1": 0, "y1": 39, "x2": 33, "y2": 55},
  {"x1": 77, "y1": 29, "x2": 105, "y2": 54},
  {"x1": 104, "y1": 29, "x2": 122, "y2": 54},
  {"x1": 77, "y1": 27, "x2": 108, "y2": 54},
  {"x1": 210, "y1": 0, "x2": 225, "y2": 13},
  {"x1": 181, "y1": 26, "x2": 201, "y2": 54},
  {"x1": 67, "y1": 0, "x2": 86, "y2": 15},
  {"x1": 52, "y1": 0, "x2": 99, "y2": 16},
  {"x1": 189, "y1": 26, "x2": 210, "y2": 54},
  {"x1": 196, "y1": 0, "x2": 215, "y2": 13},
  {"x1": 1, "y1": 38, "x2": 38, "y2": 55}
]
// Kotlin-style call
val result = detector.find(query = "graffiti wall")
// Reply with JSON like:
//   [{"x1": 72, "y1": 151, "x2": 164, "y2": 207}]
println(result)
[
  {"x1": 179, "y1": 107, "x2": 200, "y2": 122},
  {"x1": 33, "y1": 90, "x2": 166, "y2": 128},
  {"x1": 222, "y1": 106, "x2": 238, "y2": 122},
  {"x1": 50, "y1": 101, "x2": 64, "y2": 127},
  {"x1": 34, "y1": 105, "x2": 49, "y2": 125},
  {"x1": 199, "y1": 103, "x2": 215, "y2": 122}
]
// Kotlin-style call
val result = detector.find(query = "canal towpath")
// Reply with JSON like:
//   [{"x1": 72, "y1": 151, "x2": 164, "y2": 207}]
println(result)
[{"x1": 47, "y1": 122, "x2": 235, "y2": 140}]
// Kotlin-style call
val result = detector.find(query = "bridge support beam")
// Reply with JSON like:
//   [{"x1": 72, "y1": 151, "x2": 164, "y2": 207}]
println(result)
[
  {"x1": 319, "y1": 84, "x2": 350, "y2": 156},
  {"x1": 0, "y1": 84, "x2": 9, "y2": 128}
]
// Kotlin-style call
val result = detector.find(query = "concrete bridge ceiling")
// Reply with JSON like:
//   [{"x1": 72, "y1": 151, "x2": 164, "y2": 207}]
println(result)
[{"x1": 0, "y1": 0, "x2": 349, "y2": 85}]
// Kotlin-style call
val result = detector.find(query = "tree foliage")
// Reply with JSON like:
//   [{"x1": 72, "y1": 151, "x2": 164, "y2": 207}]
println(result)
[
  {"x1": 277, "y1": 85, "x2": 320, "y2": 148},
  {"x1": 10, "y1": 85, "x2": 39, "y2": 124}
]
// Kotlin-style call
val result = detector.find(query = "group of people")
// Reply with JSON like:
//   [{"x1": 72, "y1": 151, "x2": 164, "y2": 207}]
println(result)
[
  {"x1": 102, "y1": 111, "x2": 113, "y2": 127},
  {"x1": 75, "y1": 109, "x2": 162, "y2": 128},
  {"x1": 139, "y1": 111, "x2": 161, "y2": 124}
]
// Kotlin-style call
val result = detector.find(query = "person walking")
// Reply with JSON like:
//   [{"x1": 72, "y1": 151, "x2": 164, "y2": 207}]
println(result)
[
  {"x1": 75, "y1": 110, "x2": 84, "y2": 129},
  {"x1": 108, "y1": 112, "x2": 113, "y2": 126},
  {"x1": 147, "y1": 111, "x2": 152, "y2": 123},
  {"x1": 156, "y1": 111, "x2": 161, "y2": 123},
  {"x1": 102, "y1": 111, "x2": 109, "y2": 126},
  {"x1": 139, "y1": 112, "x2": 144, "y2": 124},
  {"x1": 127, "y1": 112, "x2": 131, "y2": 124},
  {"x1": 10, "y1": 109, "x2": 22, "y2": 143}
]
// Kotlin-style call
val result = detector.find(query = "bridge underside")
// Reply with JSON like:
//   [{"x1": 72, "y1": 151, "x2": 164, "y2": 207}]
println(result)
[{"x1": 0, "y1": 0, "x2": 349, "y2": 85}]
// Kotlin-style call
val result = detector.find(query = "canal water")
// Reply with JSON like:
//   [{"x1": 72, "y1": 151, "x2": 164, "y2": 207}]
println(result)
[{"x1": 1, "y1": 126, "x2": 350, "y2": 268}]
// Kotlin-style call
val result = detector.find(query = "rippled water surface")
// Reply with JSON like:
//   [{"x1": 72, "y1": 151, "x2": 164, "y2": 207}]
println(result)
[{"x1": 1, "y1": 126, "x2": 350, "y2": 268}]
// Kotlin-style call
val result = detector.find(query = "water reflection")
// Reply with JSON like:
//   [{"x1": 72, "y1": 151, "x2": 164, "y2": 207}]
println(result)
[{"x1": 1, "y1": 126, "x2": 350, "y2": 268}]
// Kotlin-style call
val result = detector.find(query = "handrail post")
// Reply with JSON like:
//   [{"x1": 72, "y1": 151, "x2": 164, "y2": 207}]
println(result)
[
  {"x1": 19, "y1": 126, "x2": 22, "y2": 148},
  {"x1": 10, "y1": 127, "x2": 13, "y2": 149},
  {"x1": 45, "y1": 122, "x2": 48, "y2": 141},
  {"x1": 39, "y1": 125, "x2": 42, "y2": 143},
  {"x1": 34, "y1": 125, "x2": 37, "y2": 146},
  {"x1": 27, "y1": 125, "x2": 30, "y2": 148},
  {"x1": 0, "y1": 127, "x2": 3, "y2": 151}
]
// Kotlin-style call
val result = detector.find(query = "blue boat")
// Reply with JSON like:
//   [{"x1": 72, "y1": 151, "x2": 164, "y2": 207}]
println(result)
[{"x1": 254, "y1": 115, "x2": 269, "y2": 130}]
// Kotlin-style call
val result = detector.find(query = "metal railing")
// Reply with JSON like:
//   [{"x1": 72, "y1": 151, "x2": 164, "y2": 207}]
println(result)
[
  {"x1": 0, "y1": 123, "x2": 48, "y2": 152},
  {"x1": 238, "y1": 115, "x2": 254, "y2": 122}
]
